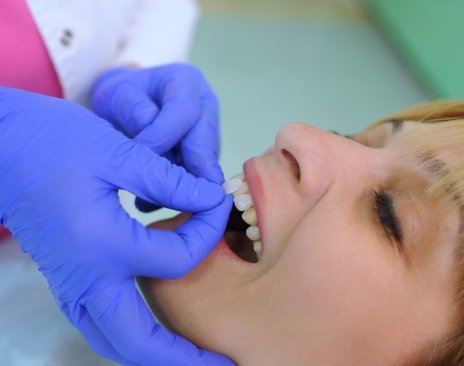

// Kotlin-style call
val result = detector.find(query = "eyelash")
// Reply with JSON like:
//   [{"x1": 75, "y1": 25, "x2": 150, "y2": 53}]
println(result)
[
  {"x1": 331, "y1": 131, "x2": 404, "y2": 247},
  {"x1": 330, "y1": 130, "x2": 353, "y2": 140},
  {"x1": 372, "y1": 190, "x2": 403, "y2": 247}
]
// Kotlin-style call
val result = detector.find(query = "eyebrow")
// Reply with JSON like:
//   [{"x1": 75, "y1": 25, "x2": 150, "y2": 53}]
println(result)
[
  {"x1": 418, "y1": 151, "x2": 461, "y2": 201},
  {"x1": 419, "y1": 151, "x2": 448, "y2": 177},
  {"x1": 417, "y1": 151, "x2": 464, "y2": 234}
]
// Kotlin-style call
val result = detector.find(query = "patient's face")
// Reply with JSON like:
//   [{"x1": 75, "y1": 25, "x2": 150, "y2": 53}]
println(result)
[{"x1": 141, "y1": 121, "x2": 463, "y2": 366}]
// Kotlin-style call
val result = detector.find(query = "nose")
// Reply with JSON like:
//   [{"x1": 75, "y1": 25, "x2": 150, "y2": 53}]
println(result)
[{"x1": 274, "y1": 122, "x2": 367, "y2": 200}]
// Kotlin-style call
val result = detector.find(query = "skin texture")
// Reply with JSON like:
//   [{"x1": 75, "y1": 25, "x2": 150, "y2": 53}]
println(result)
[{"x1": 140, "y1": 121, "x2": 463, "y2": 366}]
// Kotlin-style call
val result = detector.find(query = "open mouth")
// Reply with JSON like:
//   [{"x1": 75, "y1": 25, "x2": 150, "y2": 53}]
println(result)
[
  {"x1": 225, "y1": 205, "x2": 258, "y2": 263},
  {"x1": 223, "y1": 173, "x2": 262, "y2": 264}
]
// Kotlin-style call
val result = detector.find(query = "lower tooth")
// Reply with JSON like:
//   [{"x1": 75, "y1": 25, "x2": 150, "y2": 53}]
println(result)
[{"x1": 246, "y1": 226, "x2": 260, "y2": 241}]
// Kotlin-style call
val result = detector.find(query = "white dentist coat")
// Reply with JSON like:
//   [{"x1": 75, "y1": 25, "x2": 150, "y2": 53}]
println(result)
[{"x1": 26, "y1": 0, "x2": 199, "y2": 105}]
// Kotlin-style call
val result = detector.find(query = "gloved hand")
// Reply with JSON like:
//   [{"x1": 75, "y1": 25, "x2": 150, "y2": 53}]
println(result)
[
  {"x1": 91, "y1": 63, "x2": 222, "y2": 213},
  {"x1": 0, "y1": 87, "x2": 234, "y2": 366}
]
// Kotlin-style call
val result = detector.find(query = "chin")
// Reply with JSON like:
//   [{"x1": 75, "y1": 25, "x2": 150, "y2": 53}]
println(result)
[
  {"x1": 138, "y1": 212, "x2": 252, "y2": 358},
  {"x1": 138, "y1": 244, "x2": 226, "y2": 349}
]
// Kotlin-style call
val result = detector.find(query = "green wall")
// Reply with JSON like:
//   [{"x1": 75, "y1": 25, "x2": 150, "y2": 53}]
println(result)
[{"x1": 365, "y1": 0, "x2": 464, "y2": 99}]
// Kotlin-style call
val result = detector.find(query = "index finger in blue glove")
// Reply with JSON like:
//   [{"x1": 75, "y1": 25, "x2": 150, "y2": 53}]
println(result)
[
  {"x1": 134, "y1": 67, "x2": 205, "y2": 153},
  {"x1": 180, "y1": 92, "x2": 224, "y2": 184},
  {"x1": 92, "y1": 78, "x2": 160, "y2": 137},
  {"x1": 133, "y1": 147, "x2": 186, "y2": 213},
  {"x1": 100, "y1": 141, "x2": 225, "y2": 213},
  {"x1": 85, "y1": 280, "x2": 236, "y2": 366},
  {"x1": 134, "y1": 93, "x2": 225, "y2": 209}
]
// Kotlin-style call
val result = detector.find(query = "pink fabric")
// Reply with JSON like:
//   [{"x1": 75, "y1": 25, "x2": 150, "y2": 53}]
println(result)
[
  {"x1": 0, "y1": 227, "x2": 8, "y2": 241},
  {"x1": 0, "y1": 0, "x2": 63, "y2": 241},
  {"x1": 0, "y1": 0, "x2": 63, "y2": 97}
]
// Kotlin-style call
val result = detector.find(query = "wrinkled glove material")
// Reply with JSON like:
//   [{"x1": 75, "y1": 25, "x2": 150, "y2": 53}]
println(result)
[{"x1": 92, "y1": 63, "x2": 224, "y2": 213}]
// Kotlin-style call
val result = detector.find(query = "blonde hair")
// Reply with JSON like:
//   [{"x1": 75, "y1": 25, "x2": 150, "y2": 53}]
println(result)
[
  {"x1": 365, "y1": 101, "x2": 464, "y2": 365},
  {"x1": 368, "y1": 101, "x2": 464, "y2": 209}
]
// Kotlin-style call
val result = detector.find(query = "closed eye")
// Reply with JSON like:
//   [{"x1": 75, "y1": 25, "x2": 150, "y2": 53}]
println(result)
[{"x1": 372, "y1": 190, "x2": 404, "y2": 247}]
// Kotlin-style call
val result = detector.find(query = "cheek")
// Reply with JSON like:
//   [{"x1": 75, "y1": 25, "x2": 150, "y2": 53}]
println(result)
[{"x1": 271, "y1": 216, "x2": 409, "y2": 345}]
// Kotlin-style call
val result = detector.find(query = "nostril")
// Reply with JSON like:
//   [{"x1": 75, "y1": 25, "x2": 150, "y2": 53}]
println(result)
[{"x1": 281, "y1": 149, "x2": 301, "y2": 181}]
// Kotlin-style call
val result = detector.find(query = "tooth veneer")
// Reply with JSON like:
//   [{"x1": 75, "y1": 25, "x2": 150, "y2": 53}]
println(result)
[
  {"x1": 234, "y1": 181, "x2": 249, "y2": 195},
  {"x1": 242, "y1": 207, "x2": 257, "y2": 226},
  {"x1": 222, "y1": 177, "x2": 242, "y2": 194},
  {"x1": 246, "y1": 226, "x2": 260, "y2": 241},
  {"x1": 233, "y1": 194, "x2": 253, "y2": 211}
]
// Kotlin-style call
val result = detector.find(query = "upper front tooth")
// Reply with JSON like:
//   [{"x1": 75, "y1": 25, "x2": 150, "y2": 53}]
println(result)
[
  {"x1": 246, "y1": 225, "x2": 260, "y2": 241},
  {"x1": 234, "y1": 194, "x2": 253, "y2": 211},
  {"x1": 242, "y1": 207, "x2": 257, "y2": 225},
  {"x1": 223, "y1": 177, "x2": 243, "y2": 194},
  {"x1": 234, "y1": 182, "x2": 249, "y2": 196}
]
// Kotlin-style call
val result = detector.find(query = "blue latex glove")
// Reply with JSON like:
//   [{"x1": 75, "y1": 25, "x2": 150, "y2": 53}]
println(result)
[
  {"x1": 0, "y1": 87, "x2": 234, "y2": 366},
  {"x1": 91, "y1": 63, "x2": 222, "y2": 213}
]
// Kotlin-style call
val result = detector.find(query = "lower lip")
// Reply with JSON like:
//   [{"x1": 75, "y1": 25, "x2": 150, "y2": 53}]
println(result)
[
  {"x1": 214, "y1": 236, "x2": 258, "y2": 266},
  {"x1": 215, "y1": 237, "x2": 236, "y2": 258}
]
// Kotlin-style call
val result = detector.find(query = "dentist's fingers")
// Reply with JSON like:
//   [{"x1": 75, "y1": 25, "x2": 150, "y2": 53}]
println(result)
[
  {"x1": 86, "y1": 280, "x2": 236, "y2": 366},
  {"x1": 134, "y1": 97, "x2": 201, "y2": 154},
  {"x1": 180, "y1": 93, "x2": 224, "y2": 184},
  {"x1": 102, "y1": 142, "x2": 225, "y2": 213},
  {"x1": 124, "y1": 195, "x2": 232, "y2": 278},
  {"x1": 134, "y1": 148, "x2": 183, "y2": 213},
  {"x1": 92, "y1": 80, "x2": 159, "y2": 137},
  {"x1": 134, "y1": 69, "x2": 203, "y2": 154}
]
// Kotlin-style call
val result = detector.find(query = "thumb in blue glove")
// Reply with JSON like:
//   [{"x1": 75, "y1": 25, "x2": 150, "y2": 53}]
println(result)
[{"x1": 0, "y1": 87, "x2": 235, "y2": 366}]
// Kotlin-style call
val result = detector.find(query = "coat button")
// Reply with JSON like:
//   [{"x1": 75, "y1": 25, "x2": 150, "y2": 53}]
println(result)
[{"x1": 60, "y1": 29, "x2": 74, "y2": 46}]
